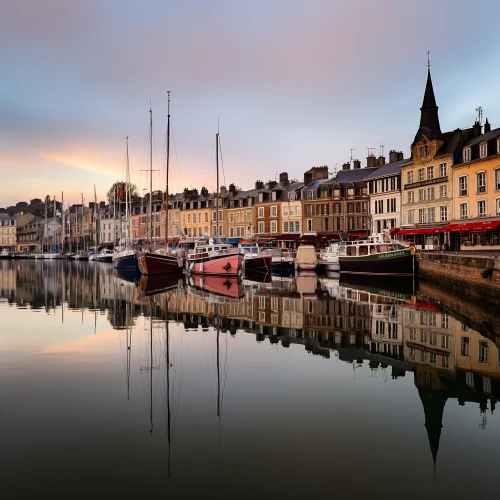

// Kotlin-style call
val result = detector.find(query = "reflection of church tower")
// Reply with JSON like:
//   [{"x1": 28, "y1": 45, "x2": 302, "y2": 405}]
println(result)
[{"x1": 417, "y1": 386, "x2": 448, "y2": 477}]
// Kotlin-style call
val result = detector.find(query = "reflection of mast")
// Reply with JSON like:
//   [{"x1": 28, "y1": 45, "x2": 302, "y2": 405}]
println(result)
[
  {"x1": 126, "y1": 298, "x2": 132, "y2": 401},
  {"x1": 149, "y1": 302, "x2": 153, "y2": 433},
  {"x1": 166, "y1": 296, "x2": 171, "y2": 478},
  {"x1": 216, "y1": 303, "x2": 221, "y2": 421}
]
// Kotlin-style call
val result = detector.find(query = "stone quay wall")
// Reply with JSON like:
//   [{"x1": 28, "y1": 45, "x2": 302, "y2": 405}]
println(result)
[{"x1": 417, "y1": 252, "x2": 500, "y2": 306}]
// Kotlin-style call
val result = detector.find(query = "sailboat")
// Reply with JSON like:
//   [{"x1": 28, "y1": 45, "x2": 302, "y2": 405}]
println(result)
[
  {"x1": 113, "y1": 137, "x2": 139, "y2": 270},
  {"x1": 138, "y1": 94, "x2": 184, "y2": 275},
  {"x1": 186, "y1": 132, "x2": 244, "y2": 277}
]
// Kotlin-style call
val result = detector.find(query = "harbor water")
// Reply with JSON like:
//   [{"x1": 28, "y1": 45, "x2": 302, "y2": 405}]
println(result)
[{"x1": 1, "y1": 259, "x2": 499, "y2": 499}]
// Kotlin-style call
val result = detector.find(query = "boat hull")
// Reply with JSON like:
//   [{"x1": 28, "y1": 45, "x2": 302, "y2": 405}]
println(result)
[
  {"x1": 113, "y1": 253, "x2": 138, "y2": 270},
  {"x1": 188, "y1": 252, "x2": 243, "y2": 276},
  {"x1": 189, "y1": 275, "x2": 244, "y2": 299},
  {"x1": 244, "y1": 254, "x2": 271, "y2": 272},
  {"x1": 339, "y1": 248, "x2": 415, "y2": 276},
  {"x1": 318, "y1": 261, "x2": 339, "y2": 271},
  {"x1": 138, "y1": 251, "x2": 183, "y2": 275},
  {"x1": 271, "y1": 260, "x2": 294, "y2": 274}
]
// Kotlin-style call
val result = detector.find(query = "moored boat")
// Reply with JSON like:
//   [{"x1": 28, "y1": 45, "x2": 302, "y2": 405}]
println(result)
[
  {"x1": 113, "y1": 247, "x2": 138, "y2": 270},
  {"x1": 338, "y1": 233, "x2": 415, "y2": 276},
  {"x1": 295, "y1": 245, "x2": 318, "y2": 272},
  {"x1": 238, "y1": 240, "x2": 271, "y2": 273},
  {"x1": 138, "y1": 249, "x2": 184, "y2": 275},
  {"x1": 186, "y1": 243, "x2": 244, "y2": 277},
  {"x1": 318, "y1": 242, "x2": 339, "y2": 271},
  {"x1": 270, "y1": 248, "x2": 295, "y2": 274}
]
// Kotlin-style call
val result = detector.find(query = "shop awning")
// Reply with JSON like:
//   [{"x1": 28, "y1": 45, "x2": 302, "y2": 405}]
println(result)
[
  {"x1": 298, "y1": 234, "x2": 318, "y2": 243},
  {"x1": 398, "y1": 227, "x2": 446, "y2": 235},
  {"x1": 275, "y1": 233, "x2": 300, "y2": 241},
  {"x1": 348, "y1": 231, "x2": 369, "y2": 238},
  {"x1": 257, "y1": 238, "x2": 275, "y2": 244},
  {"x1": 317, "y1": 232, "x2": 341, "y2": 241},
  {"x1": 390, "y1": 228, "x2": 400, "y2": 236},
  {"x1": 444, "y1": 220, "x2": 500, "y2": 232},
  {"x1": 219, "y1": 237, "x2": 241, "y2": 244}
]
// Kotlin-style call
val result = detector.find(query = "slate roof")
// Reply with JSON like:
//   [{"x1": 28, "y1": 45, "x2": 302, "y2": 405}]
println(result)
[
  {"x1": 465, "y1": 126, "x2": 500, "y2": 147},
  {"x1": 363, "y1": 159, "x2": 408, "y2": 180},
  {"x1": 302, "y1": 179, "x2": 330, "y2": 190}
]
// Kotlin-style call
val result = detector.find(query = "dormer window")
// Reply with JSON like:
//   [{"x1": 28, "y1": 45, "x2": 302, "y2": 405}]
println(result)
[
  {"x1": 288, "y1": 192, "x2": 296, "y2": 202},
  {"x1": 479, "y1": 142, "x2": 488, "y2": 158},
  {"x1": 497, "y1": 138, "x2": 500, "y2": 155},
  {"x1": 347, "y1": 188, "x2": 354, "y2": 198},
  {"x1": 271, "y1": 191, "x2": 276, "y2": 201},
  {"x1": 333, "y1": 189, "x2": 340, "y2": 200},
  {"x1": 463, "y1": 147, "x2": 471, "y2": 162},
  {"x1": 258, "y1": 193, "x2": 263, "y2": 203},
  {"x1": 420, "y1": 145, "x2": 429, "y2": 156}
]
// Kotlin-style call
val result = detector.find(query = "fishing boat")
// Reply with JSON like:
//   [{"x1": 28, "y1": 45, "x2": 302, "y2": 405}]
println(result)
[
  {"x1": 238, "y1": 240, "x2": 271, "y2": 273},
  {"x1": 318, "y1": 242, "x2": 339, "y2": 271},
  {"x1": 95, "y1": 248, "x2": 113, "y2": 263},
  {"x1": 270, "y1": 248, "x2": 295, "y2": 274},
  {"x1": 137, "y1": 93, "x2": 184, "y2": 276},
  {"x1": 338, "y1": 232, "x2": 415, "y2": 276},
  {"x1": 295, "y1": 245, "x2": 318, "y2": 272},
  {"x1": 113, "y1": 137, "x2": 139, "y2": 270}
]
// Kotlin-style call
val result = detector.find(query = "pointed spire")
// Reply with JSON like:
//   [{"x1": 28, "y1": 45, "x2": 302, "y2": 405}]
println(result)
[{"x1": 413, "y1": 68, "x2": 442, "y2": 146}]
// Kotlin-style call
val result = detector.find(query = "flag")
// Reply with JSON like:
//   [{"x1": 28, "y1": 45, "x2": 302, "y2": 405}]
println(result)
[{"x1": 119, "y1": 183, "x2": 125, "y2": 199}]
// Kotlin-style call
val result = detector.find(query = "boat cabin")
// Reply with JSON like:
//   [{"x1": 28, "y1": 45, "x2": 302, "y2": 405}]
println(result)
[{"x1": 338, "y1": 238, "x2": 407, "y2": 257}]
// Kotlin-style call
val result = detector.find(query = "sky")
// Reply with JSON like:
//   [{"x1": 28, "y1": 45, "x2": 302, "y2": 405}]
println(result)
[{"x1": 1, "y1": 0, "x2": 500, "y2": 208}]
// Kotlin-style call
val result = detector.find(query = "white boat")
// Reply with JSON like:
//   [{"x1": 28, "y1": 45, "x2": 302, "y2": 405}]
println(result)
[
  {"x1": 95, "y1": 248, "x2": 114, "y2": 263},
  {"x1": 238, "y1": 240, "x2": 272, "y2": 274},
  {"x1": 270, "y1": 248, "x2": 295, "y2": 274},
  {"x1": 0, "y1": 249, "x2": 11, "y2": 259},
  {"x1": 318, "y1": 242, "x2": 340, "y2": 271},
  {"x1": 295, "y1": 245, "x2": 318, "y2": 272},
  {"x1": 74, "y1": 250, "x2": 90, "y2": 261}
]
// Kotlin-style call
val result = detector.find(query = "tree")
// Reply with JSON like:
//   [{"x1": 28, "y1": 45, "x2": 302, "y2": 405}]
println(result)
[
  {"x1": 16, "y1": 202, "x2": 28, "y2": 208},
  {"x1": 107, "y1": 181, "x2": 138, "y2": 204}
]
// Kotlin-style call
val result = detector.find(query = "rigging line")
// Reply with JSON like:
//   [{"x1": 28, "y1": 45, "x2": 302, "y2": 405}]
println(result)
[
  {"x1": 170, "y1": 124, "x2": 181, "y2": 182},
  {"x1": 218, "y1": 136, "x2": 227, "y2": 190}
]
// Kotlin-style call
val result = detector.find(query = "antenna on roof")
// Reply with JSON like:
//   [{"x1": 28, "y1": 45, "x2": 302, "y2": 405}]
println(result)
[
  {"x1": 476, "y1": 106, "x2": 483, "y2": 124},
  {"x1": 329, "y1": 163, "x2": 338, "y2": 177},
  {"x1": 350, "y1": 149, "x2": 356, "y2": 168},
  {"x1": 367, "y1": 148, "x2": 375, "y2": 157},
  {"x1": 380, "y1": 144, "x2": 384, "y2": 156}
]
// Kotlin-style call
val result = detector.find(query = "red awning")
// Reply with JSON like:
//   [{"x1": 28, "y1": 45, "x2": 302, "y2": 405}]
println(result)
[
  {"x1": 348, "y1": 231, "x2": 368, "y2": 238},
  {"x1": 444, "y1": 220, "x2": 500, "y2": 232},
  {"x1": 317, "y1": 232, "x2": 341, "y2": 241},
  {"x1": 257, "y1": 238, "x2": 275, "y2": 244},
  {"x1": 398, "y1": 227, "x2": 446, "y2": 235},
  {"x1": 298, "y1": 234, "x2": 318, "y2": 243},
  {"x1": 390, "y1": 228, "x2": 400, "y2": 236},
  {"x1": 275, "y1": 233, "x2": 300, "y2": 241}
]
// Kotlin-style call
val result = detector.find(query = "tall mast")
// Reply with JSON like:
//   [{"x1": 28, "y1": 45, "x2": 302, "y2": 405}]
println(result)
[
  {"x1": 125, "y1": 136, "x2": 129, "y2": 245},
  {"x1": 166, "y1": 297, "x2": 171, "y2": 477},
  {"x1": 81, "y1": 193, "x2": 84, "y2": 252},
  {"x1": 149, "y1": 106, "x2": 153, "y2": 246},
  {"x1": 61, "y1": 192, "x2": 64, "y2": 252},
  {"x1": 165, "y1": 91, "x2": 171, "y2": 250},
  {"x1": 216, "y1": 132, "x2": 219, "y2": 242},
  {"x1": 53, "y1": 196, "x2": 56, "y2": 252},
  {"x1": 94, "y1": 184, "x2": 98, "y2": 248},
  {"x1": 44, "y1": 196, "x2": 48, "y2": 253}
]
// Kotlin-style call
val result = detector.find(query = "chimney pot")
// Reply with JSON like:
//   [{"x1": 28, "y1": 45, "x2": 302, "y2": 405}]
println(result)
[
  {"x1": 377, "y1": 156, "x2": 386, "y2": 166},
  {"x1": 473, "y1": 121, "x2": 482, "y2": 137},
  {"x1": 342, "y1": 162, "x2": 350, "y2": 170},
  {"x1": 353, "y1": 159, "x2": 361, "y2": 169},
  {"x1": 484, "y1": 118, "x2": 491, "y2": 134}
]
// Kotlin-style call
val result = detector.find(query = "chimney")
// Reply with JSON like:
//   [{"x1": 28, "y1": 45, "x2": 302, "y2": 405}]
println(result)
[
  {"x1": 99, "y1": 201, "x2": 105, "y2": 209},
  {"x1": 473, "y1": 121, "x2": 482, "y2": 137},
  {"x1": 89, "y1": 202, "x2": 95, "y2": 210},
  {"x1": 484, "y1": 118, "x2": 491, "y2": 133},
  {"x1": 229, "y1": 183, "x2": 237, "y2": 195},
  {"x1": 353, "y1": 159, "x2": 361, "y2": 169},
  {"x1": 279, "y1": 172, "x2": 289, "y2": 187},
  {"x1": 396, "y1": 151, "x2": 404, "y2": 161},
  {"x1": 342, "y1": 162, "x2": 350, "y2": 170},
  {"x1": 366, "y1": 155, "x2": 376, "y2": 169},
  {"x1": 377, "y1": 156, "x2": 386, "y2": 166},
  {"x1": 220, "y1": 186, "x2": 227, "y2": 195},
  {"x1": 303, "y1": 171, "x2": 313, "y2": 186},
  {"x1": 267, "y1": 180, "x2": 277, "y2": 189},
  {"x1": 312, "y1": 165, "x2": 329, "y2": 180},
  {"x1": 255, "y1": 180, "x2": 264, "y2": 190},
  {"x1": 389, "y1": 150, "x2": 398, "y2": 163},
  {"x1": 201, "y1": 186, "x2": 208, "y2": 197}
]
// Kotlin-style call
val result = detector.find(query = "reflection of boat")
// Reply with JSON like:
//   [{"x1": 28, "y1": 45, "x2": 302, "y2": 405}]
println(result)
[
  {"x1": 270, "y1": 248, "x2": 294, "y2": 274},
  {"x1": 339, "y1": 273, "x2": 415, "y2": 300},
  {"x1": 138, "y1": 273, "x2": 182, "y2": 297},
  {"x1": 188, "y1": 274, "x2": 244, "y2": 300},
  {"x1": 244, "y1": 269, "x2": 272, "y2": 284},
  {"x1": 338, "y1": 232, "x2": 415, "y2": 276},
  {"x1": 114, "y1": 267, "x2": 142, "y2": 284}
]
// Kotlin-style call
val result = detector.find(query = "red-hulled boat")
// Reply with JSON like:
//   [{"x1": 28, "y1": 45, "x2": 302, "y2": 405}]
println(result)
[
  {"x1": 186, "y1": 243, "x2": 244, "y2": 277},
  {"x1": 138, "y1": 249, "x2": 184, "y2": 275}
]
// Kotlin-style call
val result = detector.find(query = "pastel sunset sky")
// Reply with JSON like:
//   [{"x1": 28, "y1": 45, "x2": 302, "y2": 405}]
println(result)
[{"x1": 1, "y1": 0, "x2": 499, "y2": 207}]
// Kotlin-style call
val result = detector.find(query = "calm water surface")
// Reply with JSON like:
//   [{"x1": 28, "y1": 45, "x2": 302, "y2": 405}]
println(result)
[{"x1": 1, "y1": 260, "x2": 499, "y2": 499}]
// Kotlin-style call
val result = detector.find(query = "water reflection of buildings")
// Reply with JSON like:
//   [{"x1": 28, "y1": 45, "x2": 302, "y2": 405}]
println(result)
[{"x1": 3, "y1": 261, "x2": 500, "y2": 471}]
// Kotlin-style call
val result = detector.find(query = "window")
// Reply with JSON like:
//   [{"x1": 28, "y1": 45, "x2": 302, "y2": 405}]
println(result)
[
  {"x1": 496, "y1": 198, "x2": 500, "y2": 216},
  {"x1": 440, "y1": 185, "x2": 447, "y2": 198},
  {"x1": 418, "y1": 189, "x2": 426, "y2": 201},
  {"x1": 258, "y1": 207, "x2": 264, "y2": 218},
  {"x1": 187, "y1": 214, "x2": 191, "y2": 223},
  {"x1": 198, "y1": 213, "x2": 202, "y2": 223},
  {"x1": 408, "y1": 191, "x2": 415, "y2": 203},
  {"x1": 440, "y1": 206, "x2": 448, "y2": 222},
  {"x1": 428, "y1": 207, "x2": 435, "y2": 223},
  {"x1": 247, "y1": 211, "x2": 252, "y2": 221},
  {"x1": 441, "y1": 314, "x2": 449, "y2": 329},
  {"x1": 283, "y1": 221, "x2": 289, "y2": 233},
  {"x1": 386, "y1": 198, "x2": 396, "y2": 212},
  {"x1": 288, "y1": 192, "x2": 296, "y2": 201},
  {"x1": 478, "y1": 200, "x2": 487, "y2": 217},
  {"x1": 427, "y1": 187, "x2": 435, "y2": 200},
  {"x1": 258, "y1": 221, "x2": 265, "y2": 233},
  {"x1": 479, "y1": 341, "x2": 489, "y2": 363},
  {"x1": 441, "y1": 335, "x2": 449, "y2": 349},
  {"x1": 427, "y1": 166, "x2": 434, "y2": 179},
  {"x1": 306, "y1": 219, "x2": 312, "y2": 232},
  {"x1": 375, "y1": 200, "x2": 384, "y2": 214},
  {"x1": 270, "y1": 206, "x2": 277, "y2": 217},
  {"x1": 477, "y1": 172, "x2": 487, "y2": 193},
  {"x1": 418, "y1": 168, "x2": 425, "y2": 181},
  {"x1": 282, "y1": 206, "x2": 289, "y2": 217},
  {"x1": 442, "y1": 356, "x2": 449, "y2": 369},
  {"x1": 459, "y1": 176, "x2": 468, "y2": 196},
  {"x1": 408, "y1": 210, "x2": 414, "y2": 224},
  {"x1": 270, "y1": 220, "x2": 277, "y2": 233},
  {"x1": 463, "y1": 147, "x2": 471, "y2": 162},
  {"x1": 333, "y1": 189, "x2": 340, "y2": 199},
  {"x1": 496, "y1": 169, "x2": 500, "y2": 190},
  {"x1": 419, "y1": 209, "x2": 425, "y2": 223},
  {"x1": 461, "y1": 337, "x2": 470, "y2": 356},
  {"x1": 407, "y1": 171, "x2": 414, "y2": 184},
  {"x1": 439, "y1": 163, "x2": 447, "y2": 177},
  {"x1": 479, "y1": 142, "x2": 488, "y2": 158},
  {"x1": 229, "y1": 213, "x2": 234, "y2": 223},
  {"x1": 459, "y1": 203, "x2": 468, "y2": 219},
  {"x1": 271, "y1": 191, "x2": 276, "y2": 201},
  {"x1": 205, "y1": 212, "x2": 209, "y2": 222},
  {"x1": 193, "y1": 227, "x2": 197, "y2": 237},
  {"x1": 430, "y1": 353, "x2": 436, "y2": 364},
  {"x1": 420, "y1": 145, "x2": 429, "y2": 156}
]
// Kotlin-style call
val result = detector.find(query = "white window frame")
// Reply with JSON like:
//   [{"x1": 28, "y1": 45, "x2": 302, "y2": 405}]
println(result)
[
  {"x1": 427, "y1": 166, "x2": 434, "y2": 179},
  {"x1": 439, "y1": 163, "x2": 447, "y2": 177},
  {"x1": 427, "y1": 187, "x2": 435, "y2": 200},
  {"x1": 463, "y1": 147, "x2": 471, "y2": 162},
  {"x1": 428, "y1": 207, "x2": 435, "y2": 223},
  {"x1": 408, "y1": 210, "x2": 414, "y2": 224},
  {"x1": 440, "y1": 185, "x2": 447, "y2": 198},
  {"x1": 477, "y1": 199, "x2": 487, "y2": 218},
  {"x1": 258, "y1": 207, "x2": 264, "y2": 218},
  {"x1": 459, "y1": 175, "x2": 468, "y2": 197},
  {"x1": 288, "y1": 192, "x2": 296, "y2": 202},
  {"x1": 408, "y1": 191, "x2": 414, "y2": 203},
  {"x1": 270, "y1": 205, "x2": 277, "y2": 217},
  {"x1": 271, "y1": 191, "x2": 277, "y2": 201},
  {"x1": 306, "y1": 219, "x2": 312, "y2": 232},
  {"x1": 418, "y1": 189, "x2": 426, "y2": 202},
  {"x1": 496, "y1": 198, "x2": 500, "y2": 216},
  {"x1": 282, "y1": 206, "x2": 289, "y2": 217},
  {"x1": 270, "y1": 220, "x2": 277, "y2": 233},
  {"x1": 459, "y1": 202, "x2": 468, "y2": 219},
  {"x1": 495, "y1": 168, "x2": 500, "y2": 191},
  {"x1": 440, "y1": 206, "x2": 448, "y2": 222},
  {"x1": 477, "y1": 171, "x2": 487, "y2": 193},
  {"x1": 407, "y1": 171, "x2": 413, "y2": 184},
  {"x1": 479, "y1": 142, "x2": 488, "y2": 159},
  {"x1": 258, "y1": 221, "x2": 265, "y2": 233},
  {"x1": 418, "y1": 168, "x2": 425, "y2": 181},
  {"x1": 419, "y1": 209, "x2": 425, "y2": 223}
]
